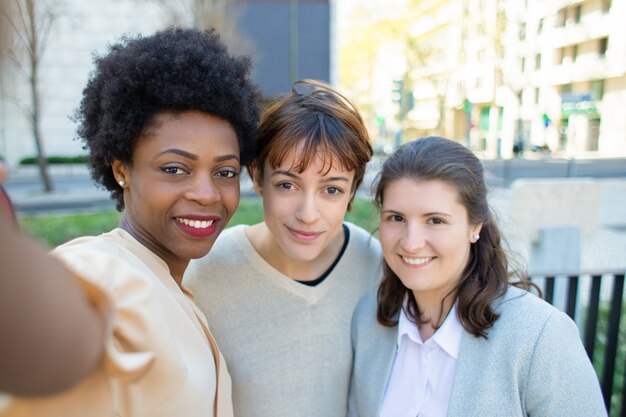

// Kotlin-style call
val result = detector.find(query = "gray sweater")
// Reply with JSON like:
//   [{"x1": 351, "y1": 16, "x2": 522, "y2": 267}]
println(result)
[
  {"x1": 185, "y1": 222, "x2": 382, "y2": 417},
  {"x1": 348, "y1": 286, "x2": 607, "y2": 417}
]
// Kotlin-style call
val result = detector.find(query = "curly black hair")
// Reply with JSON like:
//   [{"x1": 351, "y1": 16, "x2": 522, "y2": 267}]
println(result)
[{"x1": 74, "y1": 27, "x2": 260, "y2": 210}]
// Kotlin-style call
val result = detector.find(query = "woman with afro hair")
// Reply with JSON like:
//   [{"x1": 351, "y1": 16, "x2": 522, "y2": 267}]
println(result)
[{"x1": 0, "y1": 27, "x2": 259, "y2": 417}]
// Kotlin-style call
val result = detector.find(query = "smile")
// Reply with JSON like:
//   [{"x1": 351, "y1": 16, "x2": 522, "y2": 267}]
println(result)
[
  {"x1": 287, "y1": 226, "x2": 322, "y2": 242},
  {"x1": 402, "y1": 256, "x2": 434, "y2": 265},
  {"x1": 175, "y1": 217, "x2": 219, "y2": 238},
  {"x1": 176, "y1": 218, "x2": 214, "y2": 229}
]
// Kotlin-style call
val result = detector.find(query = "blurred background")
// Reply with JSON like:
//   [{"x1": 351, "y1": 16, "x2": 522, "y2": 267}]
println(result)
[
  {"x1": 1, "y1": 0, "x2": 625, "y2": 173},
  {"x1": 1, "y1": 2, "x2": 626, "y2": 414}
]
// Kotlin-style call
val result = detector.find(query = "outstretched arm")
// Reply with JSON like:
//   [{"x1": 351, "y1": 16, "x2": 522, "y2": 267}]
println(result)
[{"x1": 0, "y1": 214, "x2": 106, "y2": 396}]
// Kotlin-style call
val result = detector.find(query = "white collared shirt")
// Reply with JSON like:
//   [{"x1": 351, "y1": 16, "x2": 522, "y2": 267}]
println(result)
[{"x1": 379, "y1": 303, "x2": 464, "y2": 417}]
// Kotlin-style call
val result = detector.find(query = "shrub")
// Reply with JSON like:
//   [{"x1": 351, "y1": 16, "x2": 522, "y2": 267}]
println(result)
[{"x1": 19, "y1": 155, "x2": 89, "y2": 165}]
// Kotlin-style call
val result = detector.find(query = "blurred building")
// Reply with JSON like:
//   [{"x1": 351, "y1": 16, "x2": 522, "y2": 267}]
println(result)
[
  {"x1": 366, "y1": 0, "x2": 625, "y2": 158},
  {"x1": 503, "y1": 0, "x2": 626, "y2": 158},
  {"x1": 0, "y1": 0, "x2": 332, "y2": 167},
  {"x1": 233, "y1": 0, "x2": 331, "y2": 97}
]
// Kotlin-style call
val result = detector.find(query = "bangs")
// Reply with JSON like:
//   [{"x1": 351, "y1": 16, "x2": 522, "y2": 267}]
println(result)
[{"x1": 265, "y1": 111, "x2": 362, "y2": 175}]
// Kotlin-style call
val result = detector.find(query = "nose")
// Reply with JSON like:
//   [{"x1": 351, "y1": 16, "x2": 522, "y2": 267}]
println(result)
[
  {"x1": 295, "y1": 192, "x2": 321, "y2": 224},
  {"x1": 185, "y1": 174, "x2": 222, "y2": 205},
  {"x1": 400, "y1": 223, "x2": 426, "y2": 252}
]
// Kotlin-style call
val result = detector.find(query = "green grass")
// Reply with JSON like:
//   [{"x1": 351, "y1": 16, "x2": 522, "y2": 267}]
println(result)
[
  {"x1": 19, "y1": 210, "x2": 123, "y2": 247},
  {"x1": 19, "y1": 196, "x2": 379, "y2": 247}
]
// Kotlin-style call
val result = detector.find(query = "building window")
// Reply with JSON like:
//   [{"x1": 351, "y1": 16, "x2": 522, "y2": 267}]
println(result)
[
  {"x1": 537, "y1": 18, "x2": 544, "y2": 35},
  {"x1": 521, "y1": 57, "x2": 526, "y2": 72},
  {"x1": 572, "y1": 44, "x2": 579, "y2": 62},
  {"x1": 535, "y1": 87, "x2": 540, "y2": 104},
  {"x1": 602, "y1": 0, "x2": 611, "y2": 13},
  {"x1": 590, "y1": 79, "x2": 605, "y2": 100},
  {"x1": 561, "y1": 83, "x2": 572, "y2": 94},
  {"x1": 535, "y1": 53, "x2": 542, "y2": 70},
  {"x1": 555, "y1": 47, "x2": 565, "y2": 65},
  {"x1": 519, "y1": 23, "x2": 526, "y2": 40},
  {"x1": 558, "y1": 8, "x2": 567, "y2": 27},
  {"x1": 598, "y1": 38, "x2": 608, "y2": 57},
  {"x1": 573, "y1": 4, "x2": 582, "y2": 23}
]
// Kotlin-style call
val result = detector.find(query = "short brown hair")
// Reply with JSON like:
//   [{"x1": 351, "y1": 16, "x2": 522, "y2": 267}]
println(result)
[{"x1": 253, "y1": 79, "x2": 373, "y2": 208}]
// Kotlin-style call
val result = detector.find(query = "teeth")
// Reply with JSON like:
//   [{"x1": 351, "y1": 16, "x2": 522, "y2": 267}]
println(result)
[
  {"x1": 402, "y1": 256, "x2": 433, "y2": 265},
  {"x1": 177, "y1": 218, "x2": 214, "y2": 229}
]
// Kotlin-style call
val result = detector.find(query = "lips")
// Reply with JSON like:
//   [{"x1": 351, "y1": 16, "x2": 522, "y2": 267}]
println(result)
[
  {"x1": 287, "y1": 226, "x2": 322, "y2": 242},
  {"x1": 401, "y1": 255, "x2": 435, "y2": 266},
  {"x1": 175, "y1": 216, "x2": 219, "y2": 238}
]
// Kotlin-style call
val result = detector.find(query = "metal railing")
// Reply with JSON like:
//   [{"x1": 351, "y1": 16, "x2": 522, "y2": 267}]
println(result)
[{"x1": 530, "y1": 270, "x2": 626, "y2": 417}]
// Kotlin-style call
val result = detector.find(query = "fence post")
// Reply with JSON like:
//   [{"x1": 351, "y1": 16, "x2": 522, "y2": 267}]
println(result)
[{"x1": 530, "y1": 227, "x2": 581, "y2": 313}]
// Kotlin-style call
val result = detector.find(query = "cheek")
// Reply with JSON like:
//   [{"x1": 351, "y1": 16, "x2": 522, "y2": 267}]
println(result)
[
  {"x1": 262, "y1": 192, "x2": 284, "y2": 218},
  {"x1": 221, "y1": 186, "x2": 240, "y2": 210}
]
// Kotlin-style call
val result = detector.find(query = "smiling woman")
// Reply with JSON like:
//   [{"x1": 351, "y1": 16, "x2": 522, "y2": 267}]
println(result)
[
  {"x1": 185, "y1": 79, "x2": 382, "y2": 417},
  {"x1": 0, "y1": 28, "x2": 259, "y2": 417},
  {"x1": 348, "y1": 137, "x2": 606, "y2": 417},
  {"x1": 112, "y1": 111, "x2": 242, "y2": 283}
]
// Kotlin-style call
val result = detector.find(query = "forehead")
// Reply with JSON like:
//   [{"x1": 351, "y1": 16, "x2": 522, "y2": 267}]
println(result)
[
  {"x1": 267, "y1": 142, "x2": 352, "y2": 175},
  {"x1": 383, "y1": 178, "x2": 464, "y2": 209},
  {"x1": 136, "y1": 111, "x2": 238, "y2": 151}
]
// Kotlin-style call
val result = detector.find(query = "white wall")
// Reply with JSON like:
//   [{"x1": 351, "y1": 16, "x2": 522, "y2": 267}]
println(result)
[{"x1": 0, "y1": 0, "x2": 168, "y2": 167}]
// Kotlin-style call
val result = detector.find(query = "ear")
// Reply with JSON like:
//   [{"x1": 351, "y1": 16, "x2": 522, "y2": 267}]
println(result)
[
  {"x1": 470, "y1": 223, "x2": 483, "y2": 243},
  {"x1": 249, "y1": 161, "x2": 264, "y2": 197},
  {"x1": 111, "y1": 160, "x2": 129, "y2": 188}
]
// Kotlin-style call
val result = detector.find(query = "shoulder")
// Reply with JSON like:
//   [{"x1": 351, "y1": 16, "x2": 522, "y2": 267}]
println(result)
[
  {"x1": 352, "y1": 294, "x2": 382, "y2": 334},
  {"x1": 496, "y1": 286, "x2": 563, "y2": 323},
  {"x1": 52, "y1": 230, "x2": 157, "y2": 289},
  {"x1": 53, "y1": 231, "x2": 131, "y2": 270},
  {"x1": 185, "y1": 225, "x2": 254, "y2": 287},
  {"x1": 189, "y1": 225, "x2": 247, "y2": 265},
  {"x1": 211, "y1": 224, "x2": 246, "y2": 248},
  {"x1": 352, "y1": 294, "x2": 397, "y2": 350},
  {"x1": 488, "y1": 286, "x2": 579, "y2": 344},
  {"x1": 355, "y1": 293, "x2": 378, "y2": 318},
  {"x1": 344, "y1": 222, "x2": 381, "y2": 258}
]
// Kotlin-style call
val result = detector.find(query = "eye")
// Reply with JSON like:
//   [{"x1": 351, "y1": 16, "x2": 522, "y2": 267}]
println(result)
[
  {"x1": 385, "y1": 214, "x2": 404, "y2": 223},
  {"x1": 161, "y1": 166, "x2": 188, "y2": 175},
  {"x1": 428, "y1": 217, "x2": 446, "y2": 225},
  {"x1": 277, "y1": 182, "x2": 295, "y2": 191},
  {"x1": 216, "y1": 168, "x2": 239, "y2": 178},
  {"x1": 325, "y1": 186, "x2": 344, "y2": 196}
]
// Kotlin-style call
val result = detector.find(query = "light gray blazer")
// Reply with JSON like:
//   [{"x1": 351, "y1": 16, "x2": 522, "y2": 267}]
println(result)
[{"x1": 348, "y1": 286, "x2": 607, "y2": 417}]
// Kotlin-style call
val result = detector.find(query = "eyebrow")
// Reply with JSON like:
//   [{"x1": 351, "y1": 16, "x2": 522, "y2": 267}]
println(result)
[
  {"x1": 381, "y1": 209, "x2": 453, "y2": 218},
  {"x1": 271, "y1": 170, "x2": 350, "y2": 183},
  {"x1": 156, "y1": 149, "x2": 240, "y2": 163}
]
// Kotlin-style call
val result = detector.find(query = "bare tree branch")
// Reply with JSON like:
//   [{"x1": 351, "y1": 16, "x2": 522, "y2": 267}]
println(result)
[{"x1": 0, "y1": 0, "x2": 63, "y2": 192}]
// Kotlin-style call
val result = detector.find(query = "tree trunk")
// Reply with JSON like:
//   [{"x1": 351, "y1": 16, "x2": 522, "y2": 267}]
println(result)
[{"x1": 27, "y1": 0, "x2": 52, "y2": 192}]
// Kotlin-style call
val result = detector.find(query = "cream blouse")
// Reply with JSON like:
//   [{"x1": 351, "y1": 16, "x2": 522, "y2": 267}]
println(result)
[{"x1": 2, "y1": 228, "x2": 233, "y2": 417}]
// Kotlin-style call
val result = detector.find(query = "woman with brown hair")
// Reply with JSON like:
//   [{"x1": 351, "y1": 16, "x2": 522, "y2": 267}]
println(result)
[
  {"x1": 348, "y1": 136, "x2": 605, "y2": 417},
  {"x1": 186, "y1": 79, "x2": 382, "y2": 417}
]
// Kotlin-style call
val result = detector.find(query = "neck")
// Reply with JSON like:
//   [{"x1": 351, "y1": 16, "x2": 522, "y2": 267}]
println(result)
[
  {"x1": 246, "y1": 222, "x2": 345, "y2": 281},
  {"x1": 118, "y1": 215, "x2": 188, "y2": 288},
  {"x1": 412, "y1": 291, "x2": 456, "y2": 341}
]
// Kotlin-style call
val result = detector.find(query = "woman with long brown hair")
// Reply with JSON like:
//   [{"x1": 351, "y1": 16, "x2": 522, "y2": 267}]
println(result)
[{"x1": 348, "y1": 136, "x2": 605, "y2": 417}]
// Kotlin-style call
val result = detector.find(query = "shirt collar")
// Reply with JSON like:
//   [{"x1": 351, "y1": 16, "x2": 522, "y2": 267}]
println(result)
[{"x1": 397, "y1": 301, "x2": 464, "y2": 360}]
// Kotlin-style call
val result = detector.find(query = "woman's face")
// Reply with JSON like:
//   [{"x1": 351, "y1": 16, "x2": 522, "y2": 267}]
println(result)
[
  {"x1": 255, "y1": 147, "x2": 355, "y2": 267},
  {"x1": 113, "y1": 111, "x2": 240, "y2": 273},
  {"x1": 379, "y1": 178, "x2": 481, "y2": 305}
]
